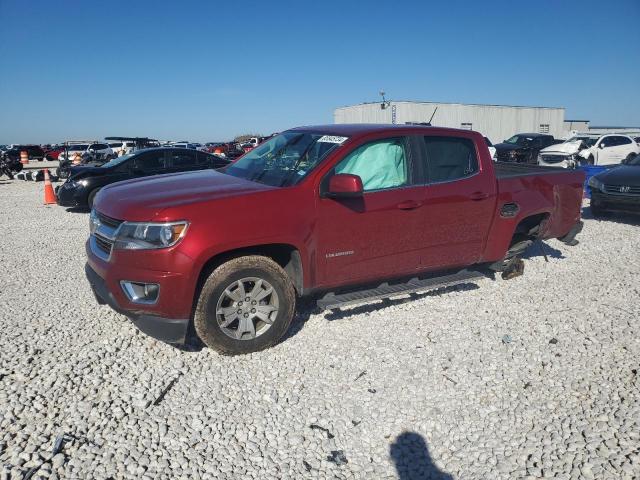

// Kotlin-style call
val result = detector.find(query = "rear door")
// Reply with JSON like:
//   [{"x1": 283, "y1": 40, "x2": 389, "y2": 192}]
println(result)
[
  {"x1": 166, "y1": 149, "x2": 199, "y2": 173},
  {"x1": 131, "y1": 150, "x2": 168, "y2": 177},
  {"x1": 417, "y1": 134, "x2": 497, "y2": 269},
  {"x1": 316, "y1": 136, "x2": 425, "y2": 287}
]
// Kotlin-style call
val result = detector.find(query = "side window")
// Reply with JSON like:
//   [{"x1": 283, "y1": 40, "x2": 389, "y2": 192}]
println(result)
[
  {"x1": 197, "y1": 151, "x2": 216, "y2": 166},
  {"x1": 617, "y1": 136, "x2": 632, "y2": 146},
  {"x1": 334, "y1": 138, "x2": 409, "y2": 192},
  {"x1": 133, "y1": 151, "x2": 166, "y2": 172},
  {"x1": 169, "y1": 150, "x2": 197, "y2": 168},
  {"x1": 423, "y1": 136, "x2": 478, "y2": 183}
]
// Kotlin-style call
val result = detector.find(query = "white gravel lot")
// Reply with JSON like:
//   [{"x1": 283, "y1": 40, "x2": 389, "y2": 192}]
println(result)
[{"x1": 1, "y1": 179, "x2": 639, "y2": 479}]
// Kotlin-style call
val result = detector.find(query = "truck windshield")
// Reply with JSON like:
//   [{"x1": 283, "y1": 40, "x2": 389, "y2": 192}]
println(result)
[{"x1": 224, "y1": 132, "x2": 346, "y2": 187}]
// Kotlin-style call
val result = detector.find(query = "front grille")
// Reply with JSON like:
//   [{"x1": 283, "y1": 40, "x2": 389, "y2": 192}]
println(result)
[
  {"x1": 497, "y1": 151, "x2": 511, "y2": 162},
  {"x1": 97, "y1": 212, "x2": 123, "y2": 229},
  {"x1": 540, "y1": 155, "x2": 567, "y2": 164},
  {"x1": 94, "y1": 234, "x2": 113, "y2": 256},
  {"x1": 603, "y1": 184, "x2": 640, "y2": 196}
]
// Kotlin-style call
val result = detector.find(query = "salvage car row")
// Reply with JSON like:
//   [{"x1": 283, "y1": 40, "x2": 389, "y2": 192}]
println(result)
[{"x1": 5, "y1": 124, "x2": 640, "y2": 355}]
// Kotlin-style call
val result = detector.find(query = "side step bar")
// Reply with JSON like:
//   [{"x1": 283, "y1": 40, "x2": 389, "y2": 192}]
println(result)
[{"x1": 317, "y1": 269, "x2": 485, "y2": 310}]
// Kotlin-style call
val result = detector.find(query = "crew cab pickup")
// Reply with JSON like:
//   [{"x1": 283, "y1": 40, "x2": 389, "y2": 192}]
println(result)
[{"x1": 85, "y1": 124, "x2": 585, "y2": 355}]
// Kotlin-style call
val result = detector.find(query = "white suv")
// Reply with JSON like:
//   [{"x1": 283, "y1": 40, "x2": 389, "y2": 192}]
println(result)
[{"x1": 539, "y1": 134, "x2": 639, "y2": 167}]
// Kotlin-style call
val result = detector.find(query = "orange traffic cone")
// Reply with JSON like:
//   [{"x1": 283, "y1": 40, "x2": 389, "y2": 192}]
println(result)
[
  {"x1": 20, "y1": 150, "x2": 29, "y2": 164},
  {"x1": 43, "y1": 169, "x2": 57, "y2": 205}
]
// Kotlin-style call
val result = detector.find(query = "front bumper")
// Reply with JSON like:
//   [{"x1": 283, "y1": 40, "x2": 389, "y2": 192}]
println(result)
[
  {"x1": 591, "y1": 191, "x2": 640, "y2": 214},
  {"x1": 56, "y1": 182, "x2": 86, "y2": 207},
  {"x1": 85, "y1": 262, "x2": 190, "y2": 344}
]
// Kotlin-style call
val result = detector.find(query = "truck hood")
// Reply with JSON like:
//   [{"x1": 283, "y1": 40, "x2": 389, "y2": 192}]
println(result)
[
  {"x1": 96, "y1": 170, "x2": 275, "y2": 221},
  {"x1": 540, "y1": 140, "x2": 582, "y2": 155}
]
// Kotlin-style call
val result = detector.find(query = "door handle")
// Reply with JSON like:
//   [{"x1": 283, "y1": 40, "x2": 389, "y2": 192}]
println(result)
[
  {"x1": 397, "y1": 200, "x2": 422, "y2": 210},
  {"x1": 470, "y1": 192, "x2": 489, "y2": 201}
]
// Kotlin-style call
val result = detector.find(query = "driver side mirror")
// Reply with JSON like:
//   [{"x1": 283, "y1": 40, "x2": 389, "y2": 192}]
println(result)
[
  {"x1": 599, "y1": 143, "x2": 606, "y2": 149},
  {"x1": 326, "y1": 173, "x2": 363, "y2": 198}
]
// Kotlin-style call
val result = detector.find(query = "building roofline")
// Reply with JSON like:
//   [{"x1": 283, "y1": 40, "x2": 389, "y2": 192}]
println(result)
[
  {"x1": 335, "y1": 100, "x2": 565, "y2": 110},
  {"x1": 589, "y1": 126, "x2": 640, "y2": 129}
]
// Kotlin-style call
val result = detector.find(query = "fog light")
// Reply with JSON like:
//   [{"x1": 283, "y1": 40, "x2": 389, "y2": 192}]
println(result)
[{"x1": 120, "y1": 281, "x2": 160, "y2": 304}]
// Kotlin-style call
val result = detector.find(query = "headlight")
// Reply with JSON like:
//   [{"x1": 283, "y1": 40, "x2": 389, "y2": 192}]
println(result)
[
  {"x1": 89, "y1": 209, "x2": 100, "y2": 234},
  {"x1": 588, "y1": 177, "x2": 604, "y2": 192},
  {"x1": 113, "y1": 221, "x2": 188, "y2": 250}
]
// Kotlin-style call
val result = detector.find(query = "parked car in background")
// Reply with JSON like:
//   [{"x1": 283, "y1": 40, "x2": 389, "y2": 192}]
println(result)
[
  {"x1": 494, "y1": 133, "x2": 560, "y2": 164},
  {"x1": 577, "y1": 134, "x2": 640, "y2": 165},
  {"x1": 538, "y1": 135, "x2": 600, "y2": 168},
  {"x1": 588, "y1": 153, "x2": 640, "y2": 216},
  {"x1": 85, "y1": 124, "x2": 585, "y2": 354},
  {"x1": 44, "y1": 145, "x2": 65, "y2": 161},
  {"x1": 5, "y1": 145, "x2": 46, "y2": 161},
  {"x1": 59, "y1": 143, "x2": 115, "y2": 162},
  {"x1": 109, "y1": 142, "x2": 135, "y2": 156},
  {"x1": 57, "y1": 148, "x2": 229, "y2": 209},
  {"x1": 484, "y1": 137, "x2": 496, "y2": 160}
]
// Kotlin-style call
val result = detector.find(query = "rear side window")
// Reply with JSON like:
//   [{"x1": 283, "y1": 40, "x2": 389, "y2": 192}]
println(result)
[
  {"x1": 169, "y1": 150, "x2": 197, "y2": 167},
  {"x1": 134, "y1": 151, "x2": 166, "y2": 172},
  {"x1": 616, "y1": 136, "x2": 632, "y2": 146},
  {"x1": 334, "y1": 138, "x2": 409, "y2": 192},
  {"x1": 423, "y1": 136, "x2": 478, "y2": 183}
]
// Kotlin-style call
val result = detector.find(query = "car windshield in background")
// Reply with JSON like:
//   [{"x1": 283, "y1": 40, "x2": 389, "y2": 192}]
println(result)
[
  {"x1": 100, "y1": 153, "x2": 134, "y2": 168},
  {"x1": 67, "y1": 144, "x2": 89, "y2": 151},
  {"x1": 504, "y1": 135, "x2": 535, "y2": 146},
  {"x1": 224, "y1": 132, "x2": 345, "y2": 187}
]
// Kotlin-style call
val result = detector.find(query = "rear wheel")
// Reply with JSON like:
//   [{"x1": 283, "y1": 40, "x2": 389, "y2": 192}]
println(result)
[{"x1": 194, "y1": 256, "x2": 296, "y2": 355}]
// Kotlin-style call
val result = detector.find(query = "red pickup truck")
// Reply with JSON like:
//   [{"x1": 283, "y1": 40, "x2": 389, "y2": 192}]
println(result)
[{"x1": 85, "y1": 124, "x2": 584, "y2": 354}]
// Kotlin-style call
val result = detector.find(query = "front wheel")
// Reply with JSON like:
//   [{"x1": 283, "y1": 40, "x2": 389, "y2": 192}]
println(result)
[{"x1": 194, "y1": 256, "x2": 296, "y2": 355}]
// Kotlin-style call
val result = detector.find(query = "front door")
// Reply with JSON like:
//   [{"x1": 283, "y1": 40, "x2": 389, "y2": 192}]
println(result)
[{"x1": 316, "y1": 137, "x2": 425, "y2": 288}]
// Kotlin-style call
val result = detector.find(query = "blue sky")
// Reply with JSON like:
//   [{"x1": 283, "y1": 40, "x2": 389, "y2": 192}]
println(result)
[{"x1": 1, "y1": 0, "x2": 638, "y2": 143}]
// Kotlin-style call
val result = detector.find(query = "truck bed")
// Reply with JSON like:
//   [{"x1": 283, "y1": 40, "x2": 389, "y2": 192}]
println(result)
[{"x1": 494, "y1": 161, "x2": 565, "y2": 179}]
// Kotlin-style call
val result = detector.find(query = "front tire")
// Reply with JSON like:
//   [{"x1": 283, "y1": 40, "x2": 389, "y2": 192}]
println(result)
[{"x1": 194, "y1": 256, "x2": 296, "y2": 355}]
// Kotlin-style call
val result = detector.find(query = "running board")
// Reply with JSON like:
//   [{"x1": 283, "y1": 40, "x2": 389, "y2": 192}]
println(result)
[{"x1": 317, "y1": 269, "x2": 485, "y2": 310}]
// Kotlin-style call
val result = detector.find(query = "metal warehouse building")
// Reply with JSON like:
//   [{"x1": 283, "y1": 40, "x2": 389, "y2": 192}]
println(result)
[{"x1": 334, "y1": 101, "x2": 566, "y2": 144}]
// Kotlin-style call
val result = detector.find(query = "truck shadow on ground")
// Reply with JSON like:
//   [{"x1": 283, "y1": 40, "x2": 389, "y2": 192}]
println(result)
[
  {"x1": 521, "y1": 241, "x2": 564, "y2": 260},
  {"x1": 282, "y1": 282, "x2": 481, "y2": 339},
  {"x1": 390, "y1": 431, "x2": 453, "y2": 480},
  {"x1": 581, "y1": 206, "x2": 640, "y2": 226}
]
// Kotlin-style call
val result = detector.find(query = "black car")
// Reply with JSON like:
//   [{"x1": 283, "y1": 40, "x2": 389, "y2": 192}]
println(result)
[
  {"x1": 56, "y1": 148, "x2": 229, "y2": 209},
  {"x1": 494, "y1": 133, "x2": 560, "y2": 164},
  {"x1": 6, "y1": 145, "x2": 46, "y2": 161},
  {"x1": 588, "y1": 154, "x2": 640, "y2": 216}
]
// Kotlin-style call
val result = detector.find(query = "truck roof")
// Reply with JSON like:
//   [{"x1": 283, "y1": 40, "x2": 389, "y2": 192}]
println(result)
[{"x1": 290, "y1": 123, "x2": 477, "y2": 137}]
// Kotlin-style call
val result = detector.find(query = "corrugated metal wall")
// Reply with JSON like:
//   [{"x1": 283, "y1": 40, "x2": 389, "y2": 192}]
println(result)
[{"x1": 334, "y1": 102, "x2": 566, "y2": 143}]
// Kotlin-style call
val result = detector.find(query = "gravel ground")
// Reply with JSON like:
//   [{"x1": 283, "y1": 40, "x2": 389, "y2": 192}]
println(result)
[{"x1": 1, "y1": 179, "x2": 639, "y2": 480}]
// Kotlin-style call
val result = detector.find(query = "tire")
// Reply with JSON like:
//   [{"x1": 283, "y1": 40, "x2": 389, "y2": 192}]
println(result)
[
  {"x1": 87, "y1": 188, "x2": 100, "y2": 209},
  {"x1": 56, "y1": 167, "x2": 69, "y2": 179},
  {"x1": 194, "y1": 255, "x2": 296, "y2": 355}
]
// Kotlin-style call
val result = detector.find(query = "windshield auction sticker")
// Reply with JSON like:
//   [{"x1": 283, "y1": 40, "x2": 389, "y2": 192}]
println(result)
[{"x1": 317, "y1": 135, "x2": 348, "y2": 144}]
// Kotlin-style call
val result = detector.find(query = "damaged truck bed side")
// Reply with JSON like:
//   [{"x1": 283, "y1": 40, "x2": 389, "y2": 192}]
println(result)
[{"x1": 86, "y1": 124, "x2": 585, "y2": 354}]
